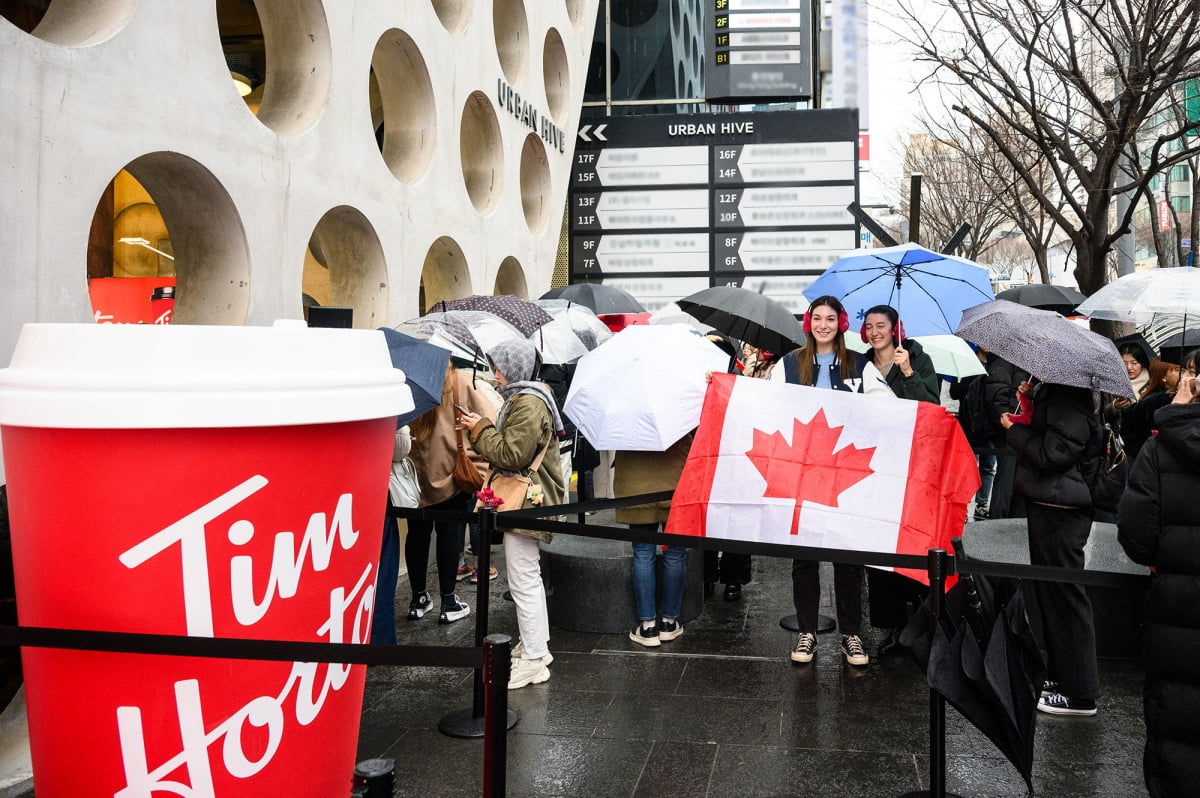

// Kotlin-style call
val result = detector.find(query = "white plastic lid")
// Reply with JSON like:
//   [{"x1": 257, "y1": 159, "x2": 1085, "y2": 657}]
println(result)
[{"x1": 0, "y1": 322, "x2": 414, "y2": 429}]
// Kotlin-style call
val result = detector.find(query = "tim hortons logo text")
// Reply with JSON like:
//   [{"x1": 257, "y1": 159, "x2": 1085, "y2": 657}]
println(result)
[{"x1": 112, "y1": 475, "x2": 374, "y2": 797}]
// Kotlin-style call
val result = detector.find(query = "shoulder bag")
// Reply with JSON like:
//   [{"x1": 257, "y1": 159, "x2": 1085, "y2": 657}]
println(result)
[
  {"x1": 451, "y1": 378, "x2": 486, "y2": 494},
  {"x1": 475, "y1": 437, "x2": 553, "y2": 524}
]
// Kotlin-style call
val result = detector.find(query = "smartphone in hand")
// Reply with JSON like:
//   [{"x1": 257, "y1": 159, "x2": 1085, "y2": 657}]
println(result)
[{"x1": 454, "y1": 404, "x2": 469, "y2": 414}]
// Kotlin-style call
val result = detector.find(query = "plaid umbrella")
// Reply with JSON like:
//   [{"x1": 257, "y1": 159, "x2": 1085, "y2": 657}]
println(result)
[
  {"x1": 955, "y1": 300, "x2": 1135, "y2": 400},
  {"x1": 677, "y1": 285, "x2": 805, "y2": 354},
  {"x1": 540, "y1": 282, "x2": 646, "y2": 314},
  {"x1": 430, "y1": 294, "x2": 553, "y2": 335}
]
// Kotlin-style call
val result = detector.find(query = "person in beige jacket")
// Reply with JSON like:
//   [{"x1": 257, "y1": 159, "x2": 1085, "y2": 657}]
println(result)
[{"x1": 406, "y1": 361, "x2": 496, "y2": 624}]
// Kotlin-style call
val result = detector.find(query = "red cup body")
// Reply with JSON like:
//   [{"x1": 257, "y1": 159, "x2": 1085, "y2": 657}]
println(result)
[
  {"x1": 150, "y1": 297, "x2": 175, "y2": 325},
  {"x1": 2, "y1": 416, "x2": 395, "y2": 797}
]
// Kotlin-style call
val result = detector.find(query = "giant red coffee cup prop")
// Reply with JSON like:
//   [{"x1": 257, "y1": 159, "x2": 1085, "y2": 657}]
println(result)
[{"x1": 0, "y1": 321, "x2": 413, "y2": 797}]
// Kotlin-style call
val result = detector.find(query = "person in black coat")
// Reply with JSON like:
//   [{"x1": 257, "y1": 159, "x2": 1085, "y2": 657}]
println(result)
[
  {"x1": 1002, "y1": 379, "x2": 1101, "y2": 715},
  {"x1": 986, "y1": 355, "x2": 1030, "y2": 518},
  {"x1": 1117, "y1": 352, "x2": 1200, "y2": 797}
]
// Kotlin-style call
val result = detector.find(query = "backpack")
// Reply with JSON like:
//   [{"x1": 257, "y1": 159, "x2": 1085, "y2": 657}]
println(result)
[
  {"x1": 957, "y1": 375, "x2": 992, "y2": 446},
  {"x1": 1081, "y1": 414, "x2": 1129, "y2": 513}
]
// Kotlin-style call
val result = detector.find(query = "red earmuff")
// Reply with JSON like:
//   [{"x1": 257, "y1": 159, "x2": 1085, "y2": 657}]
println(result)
[
  {"x1": 859, "y1": 317, "x2": 905, "y2": 343},
  {"x1": 803, "y1": 309, "x2": 850, "y2": 335}
]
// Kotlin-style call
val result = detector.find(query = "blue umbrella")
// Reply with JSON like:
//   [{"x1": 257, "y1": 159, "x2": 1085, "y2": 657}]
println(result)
[
  {"x1": 804, "y1": 242, "x2": 995, "y2": 337},
  {"x1": 379, "y1": 327, "x2": 450, "y2": 427}
]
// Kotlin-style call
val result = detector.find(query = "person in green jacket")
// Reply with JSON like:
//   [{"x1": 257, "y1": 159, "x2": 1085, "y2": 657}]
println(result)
[
  {"x1": 860, "y1": 304, "x2": 941, "y2": 655},
  {"x1": 458, "y1": 338, "x2": 565, "y2": 690}
]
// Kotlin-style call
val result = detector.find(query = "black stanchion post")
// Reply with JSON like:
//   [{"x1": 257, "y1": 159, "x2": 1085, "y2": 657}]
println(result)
[
  {"x1": 900, "y1": 547, "x2": 961, "y2": 798},
  {"x1": 481, "y1": 633, "x2": 512, "y2": 798},
  {"x1": 439, "y1": 508, "x2": 518, "y2": 738}
]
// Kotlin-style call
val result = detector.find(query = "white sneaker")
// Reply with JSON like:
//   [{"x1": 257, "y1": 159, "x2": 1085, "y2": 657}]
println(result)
[
  {"x1": 511, "y1": 640, "x2": 553, "y2": 666},
  {"x1": 508, "y1": 657, "x2": 551, "y2": 689}
]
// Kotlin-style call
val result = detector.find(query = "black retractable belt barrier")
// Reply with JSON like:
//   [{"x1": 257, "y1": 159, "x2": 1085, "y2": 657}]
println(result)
[{"x1": 439, "y1": 508, "x2": 519, "y2": 739}]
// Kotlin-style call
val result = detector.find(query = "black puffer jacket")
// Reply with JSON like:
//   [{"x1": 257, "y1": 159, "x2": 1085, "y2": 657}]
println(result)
[
  {"x1": 1117, "y1": 402, "x2": 1200, "y2": 798},
  {"x1": 1005, "y1": 383, "x2": 1096, "y2": 509},
  {"x1": 985, "y1": 356, "x2": 1030, "y2": 436}
]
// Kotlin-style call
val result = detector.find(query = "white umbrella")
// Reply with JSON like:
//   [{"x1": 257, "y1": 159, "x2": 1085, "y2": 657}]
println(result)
[
  {"x1": 564, "y1": 324, "x2": 730, "y2": 451},
  {"x1": 1076, "y1": 268, "x2": 1200, "y2": 324},
  {"x1": 846, "y1": 335, "x2": 986, "y2": 379}
]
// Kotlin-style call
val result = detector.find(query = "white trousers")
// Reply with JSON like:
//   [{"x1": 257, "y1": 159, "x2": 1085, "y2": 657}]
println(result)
[{"x1": 503, "y1": 532, "x2": 550, "y2": 659}]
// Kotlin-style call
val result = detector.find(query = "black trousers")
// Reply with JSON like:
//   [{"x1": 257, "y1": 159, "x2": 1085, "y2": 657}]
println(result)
[
  {"x1": 792, "y1": 559, "x2": 862, "y2": 635},
  {"x1": 1027, "y1": 502, "x2": 1100, "y2": 701},
  {"x1": 867, "y1": 569, "x2": 927, "y2": 630},
  {"x1": 704, "y1": 551, "x2": 752, "y2": 585},
  {"x1": 405, "y1": 492, "x2": 471, "y2": 599}
]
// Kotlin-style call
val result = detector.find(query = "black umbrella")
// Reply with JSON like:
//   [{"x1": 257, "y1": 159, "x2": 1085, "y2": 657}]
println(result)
[
  {"x1": 677, "y1": 285, "x2": 805, "y2": 354},
  {"x1": 996, "y1": 283, "x2": 1086, "y2": 315},
  {"x1": 901, "y1": 539, "x2": 1046, "y2": 790},
  {"x1": 1154, "y1": 328, "x2": 1200, "y2": 366},
  {"x1": 540, "y1": 283, "x2": 646, "y2": 314}
]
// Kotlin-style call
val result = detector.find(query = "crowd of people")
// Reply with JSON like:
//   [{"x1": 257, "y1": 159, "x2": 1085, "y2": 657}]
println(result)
[{"x1": 374, "y1": 300, "x2": 1199, "y2": 798}]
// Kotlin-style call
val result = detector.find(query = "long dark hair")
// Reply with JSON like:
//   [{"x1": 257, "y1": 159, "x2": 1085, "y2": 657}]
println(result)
[
  {"x1": 1140, "y1": 357, "x2": 1173, "y2": 398},
  {"x1": 795, "y1": 295, "x2": 858, "y2": 386}
]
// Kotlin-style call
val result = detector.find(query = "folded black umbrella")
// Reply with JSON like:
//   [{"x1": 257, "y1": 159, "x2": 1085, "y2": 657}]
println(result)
[
  {"x1": 901, "y1": 542, "x2": 1045, "y2": 790},
  {"x1": 1154, "y1": 328, "x2": 1200, "y2": 366}
]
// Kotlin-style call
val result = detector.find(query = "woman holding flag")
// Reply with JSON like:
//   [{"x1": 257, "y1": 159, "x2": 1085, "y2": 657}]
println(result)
[{"x1": 771, "y1": 295, "x2": 889, "y2": 666}]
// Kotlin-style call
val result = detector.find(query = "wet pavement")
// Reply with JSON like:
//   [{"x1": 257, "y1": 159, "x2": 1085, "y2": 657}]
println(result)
[{"x1": 358, "y1": 515, "x2": 1148, "y2": 797}]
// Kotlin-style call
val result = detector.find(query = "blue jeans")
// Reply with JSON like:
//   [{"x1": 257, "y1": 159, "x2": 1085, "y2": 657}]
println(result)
[
  {"x1": 630, "y1": 523, "x2": 687, "y2": 622},
  {"x1": 371, "y1": 505, "x2": 400, "y2": 645},
  {"x1": 976, "y1": 438, "x2": 999, "y2": 506}
]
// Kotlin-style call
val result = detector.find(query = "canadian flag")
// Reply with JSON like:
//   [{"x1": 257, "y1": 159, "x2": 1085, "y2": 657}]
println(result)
[{"x1": 665, "y1": 373, "x2": 979, "y2": 583}]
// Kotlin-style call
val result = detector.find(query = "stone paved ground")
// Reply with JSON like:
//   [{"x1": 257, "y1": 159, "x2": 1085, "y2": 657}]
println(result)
[{"x1": 358, "y1": 522, "x2": 1147, "y2": 798}]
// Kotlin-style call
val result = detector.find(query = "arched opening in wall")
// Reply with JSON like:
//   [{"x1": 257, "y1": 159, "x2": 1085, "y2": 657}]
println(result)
[
  {"x1": 86, "y1": 153, "x2": 250, "y2": 325},
  {"x1": 431, "y1": 0, "x2": 471, "y2": 35},
  {"x1": 369, "y1": 29, "x2": 436, "y2": 183},
  {"x1": 543, "y1": 27, "x2": 569, "y2": 124},
  {"x1": 419, "y1": 236, "x2": 471, "y2": 314},
  {"x1": 1, "y1": 0, "x2": 134, "y2": 45},
  {"x1": 216, "y1": 0, "x2": 331, "y2": 134},
  {"x1": 565, "y1": 0, "x2": 587, "y2": 30},
  {"x1": 305, "y1": 207, "x2": 388, "y2": 330},
  {"x1": 520, "y1": 134, "x2": 551, "y2": 234},
  {"x1": 460, "y1": 92, "x2": 504, "y2": 215},
  {"x1": 493, "y1": 0, "x2": 530, "y2": 86},
  {"x1": 494, "y1": 257, "x2": 528, "y2": 299}
]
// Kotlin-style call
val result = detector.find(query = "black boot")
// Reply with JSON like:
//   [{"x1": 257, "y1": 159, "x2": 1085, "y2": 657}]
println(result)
[{"x1": 723, "y1": 583, "x2": 742, "y2": 601}]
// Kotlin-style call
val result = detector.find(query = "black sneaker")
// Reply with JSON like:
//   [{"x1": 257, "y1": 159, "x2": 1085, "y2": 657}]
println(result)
[
  {"x1": 629, "y1": 623, "x2": 660, "y2": 647},
  {"x1": 438, "y1": 595, "x2": 471, "y2": 624},
  {"x1": 840, "y1": 634, "x2": 869, "y2": 666},
  {"x1": 974, "y1": 503, "x2": 990, "y2": 521},
  {"x1": 658, "y1": 619, "x2": 684, "y2": 642},
  {"x1": 407, "y1": 591, "x2": 433, "y2": 621},
  {"x1": 1041, "y1": 679, "x2": 1059, "y2": 698},
  {"x1": 1038, "y1": 691, "x2": 1096, "y2": 716},
  {"x1": 790, "y1": 632, "x2": 817, "y2": 663}
]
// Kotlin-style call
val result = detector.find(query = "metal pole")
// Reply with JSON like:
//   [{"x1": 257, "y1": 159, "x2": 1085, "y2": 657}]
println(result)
[
  {"x1": 847, "y1": 202, "x2": 900, "y2": 247},
  {"x1": 909, "y1": 173, "x2": 923, "y2": 246},
  {"x1": 482, "y1": 633, "x2": 512, "y2": 798},
  {"x1": 926, "y1": 547, "x2": 948, "y2": 798},
  {"x1": 941, "y1": 223, "x2": 972, "y2": 255}
]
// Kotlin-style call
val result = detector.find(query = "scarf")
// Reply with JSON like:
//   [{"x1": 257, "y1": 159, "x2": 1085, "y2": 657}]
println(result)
[{"x1": 488, "y1": 339, "x2": 565, "y2": 435}]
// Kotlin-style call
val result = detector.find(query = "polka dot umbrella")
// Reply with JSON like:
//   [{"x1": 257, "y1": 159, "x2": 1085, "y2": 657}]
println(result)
[{"x1": 429, "y1": 295, "x2": 553, "y2": 336}]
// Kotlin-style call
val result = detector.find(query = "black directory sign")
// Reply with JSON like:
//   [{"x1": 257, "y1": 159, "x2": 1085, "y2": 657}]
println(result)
[
  {"x1": 569, "y1": 109, "x2": 858, "y2": 314},
  {"x1": 705, "y1": 0, "x2": 813, "y2": 103}
]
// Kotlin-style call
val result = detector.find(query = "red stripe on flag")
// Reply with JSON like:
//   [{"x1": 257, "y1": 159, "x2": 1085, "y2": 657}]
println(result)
[
  {"x1": 895, "y1": 403, "x2": 981, "y2": 584},
  {"x1": 665, "y1": 372, "x2": 737, "y2": 537}
]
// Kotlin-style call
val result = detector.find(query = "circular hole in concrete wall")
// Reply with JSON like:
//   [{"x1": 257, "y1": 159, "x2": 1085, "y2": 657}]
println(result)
[
  {"x1": 671, "y1": 1, "x2": 681, "y2": 36},
  {"x1": 217, "y1": 0, "x2": 332, "y2": 135},
  {"x1": 520, "y1": 134, "x2": 551, "y2": 235},
  {"x1": 460, "y1": 91, "x2": 504, "y2": 215},
  {"x1": 494, "y1": 0, "x2": 530, "y2": 86},
  {"x1": 420, "y1": 236, "x2": 471, "y2": 313},
  {"x1": 543, "y1": 27, "x2": 569, "y2": 123},
  {"x1": 494, "y1": 256, "x2": 528, "y2": 299},
  {"x1": 431, "y1": 0, "x2": 471, "y2": 34},
  {"x1": 305, "y1": 207, "x2": 388, "y2": 329},
  {"x1": 2, "y1": 0, "x2": 134, "y2": 45},
  {"x1": 370, "y1": 29, "x2": 436, "y2": 183},
  {"x1": 612, "y1": 0, "x2": 656, "y2": 28},
  {"x1": 565, "y1": 0, "x2": 586, "y2": 30},
  {"x1": 87, "y1": 153, "x2": 250, "y2": 325}
]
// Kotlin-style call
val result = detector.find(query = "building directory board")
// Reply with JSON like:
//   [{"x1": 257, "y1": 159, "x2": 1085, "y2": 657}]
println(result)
[
  {"x1": 704, "y1": 0, "x2": 813, "y2": 103},
  {"x1": 569, "y1": 108, "x2": 859, "y2": 313}
]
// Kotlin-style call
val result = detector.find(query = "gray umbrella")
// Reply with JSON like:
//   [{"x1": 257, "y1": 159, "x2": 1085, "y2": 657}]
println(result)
[{"x1": 955, "y1": 300, "x2": 1135, "y2": 400}]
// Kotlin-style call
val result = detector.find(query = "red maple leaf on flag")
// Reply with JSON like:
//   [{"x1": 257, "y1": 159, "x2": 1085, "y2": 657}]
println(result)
[{"x1": 744, "y1": 408, "x2": 877, "y2": 535}]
